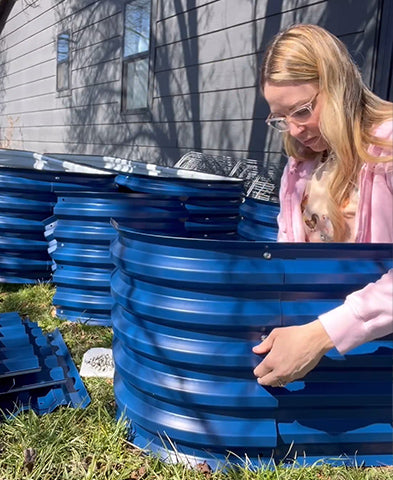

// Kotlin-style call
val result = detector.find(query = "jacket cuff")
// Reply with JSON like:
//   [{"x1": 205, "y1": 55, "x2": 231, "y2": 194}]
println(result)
[{"x1": 318, "y1": 303, "x2": 369, "y2": 355}]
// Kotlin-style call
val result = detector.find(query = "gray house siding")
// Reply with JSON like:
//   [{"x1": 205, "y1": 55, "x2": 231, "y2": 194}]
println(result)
[{"x1": 0, "y1": 0, "x2": 391, "y2": 183}]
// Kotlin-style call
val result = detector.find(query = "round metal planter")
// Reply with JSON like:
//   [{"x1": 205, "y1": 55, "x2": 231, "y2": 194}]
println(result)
[{"x1": 110, "y1": 224, "x2": 393, "y2": 467}]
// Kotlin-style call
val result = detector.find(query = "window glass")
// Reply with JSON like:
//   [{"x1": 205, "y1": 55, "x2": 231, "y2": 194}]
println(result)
[
  {"x1": 125, "y1": 57, "x2": 149, "y2": 110},
  {"x1": 122, "y1": 1, "x2": 151, "y2": 112},
  {"x1": 57, "y1": 33, "x2": 70, "y2": 91},
  {"x1": 57, "y1": 33, "x2": 70, "y2": 62},
  {"x1": 124, "y1": 0, "x2": 151, "y2": 57}
]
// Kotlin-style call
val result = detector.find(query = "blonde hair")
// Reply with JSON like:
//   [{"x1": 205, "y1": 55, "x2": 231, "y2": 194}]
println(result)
[{"x1": 261, "y1": 24, "x2": 392, "y2": 241}]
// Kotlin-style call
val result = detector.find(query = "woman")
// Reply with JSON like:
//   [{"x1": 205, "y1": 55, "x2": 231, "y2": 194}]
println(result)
[{"x1": 252, "y1": 24, "x2": 393, "y2": 388}]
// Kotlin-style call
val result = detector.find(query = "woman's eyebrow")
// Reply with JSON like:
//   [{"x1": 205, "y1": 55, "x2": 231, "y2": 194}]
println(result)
[{"x1": 271, "y1": 97, "x2": 312, "y2": 115}]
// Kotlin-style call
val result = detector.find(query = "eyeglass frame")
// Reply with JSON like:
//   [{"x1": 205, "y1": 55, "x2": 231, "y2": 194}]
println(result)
[{"x1": 265, "y1": 92, "x2": 319, "y2": 132}]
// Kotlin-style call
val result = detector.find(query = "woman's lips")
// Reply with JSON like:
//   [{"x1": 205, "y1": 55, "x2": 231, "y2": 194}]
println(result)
[{"x1": 302, "y1": 137, "x2": 317, "y2": 146}]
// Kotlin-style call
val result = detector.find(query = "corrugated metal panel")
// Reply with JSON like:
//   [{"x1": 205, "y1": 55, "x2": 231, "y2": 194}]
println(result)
[
  {"x1": 110, "y1": 224, "x2": 393, "y2": 467},
  {"x1": 0, "y1": 150, "x2": 117, "y2": 284},
  {"x1": 114, "y1": 162, "x2": 244, "y2": 237},
  {"x1": 51, "y1": 191, "x2": 188, "y2": 326},
  {"x1": 238, "y1": 198, "x2": 280, "y2": 240},
  {"x1": 35, "y1": 153, "x2": 243, "y2": 323},
  {"x1": 0, "y1": 170, "x2": 56, "y2": 283},
  {"x1": 0, "y1": 311, "x2": 90, "y2": 415}
]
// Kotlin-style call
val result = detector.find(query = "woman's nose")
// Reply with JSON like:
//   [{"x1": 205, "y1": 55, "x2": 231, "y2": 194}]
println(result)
[{"x1": 288, "y1": 122, "x2": 306, "y2": 137}]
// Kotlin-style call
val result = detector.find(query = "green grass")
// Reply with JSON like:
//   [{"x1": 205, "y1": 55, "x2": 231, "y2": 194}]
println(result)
[{"x1": 0, "y1": 283, "x2": 392, "y2": 479}]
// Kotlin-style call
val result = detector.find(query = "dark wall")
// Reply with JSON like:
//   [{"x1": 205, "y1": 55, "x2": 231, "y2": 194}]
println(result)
[{"x1": 0, "y1": 0, "x2": 391, "y2": 187}]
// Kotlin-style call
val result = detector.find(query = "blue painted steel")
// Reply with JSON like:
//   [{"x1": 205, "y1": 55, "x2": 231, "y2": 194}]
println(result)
[
  {"x1": 0, "y1": 311, "x2": 90, "y2": 415},
  {"x1": 110, "y1": 225, "x2": 393, "y2": 468},
  {"x1": 52, "y1": 191, "x2": 187, "y2": 326},
  {"x1": 115, "y1": 171, "x2": 243, "y2": 236},
  {"x1": 238, "y1": 198, "x2": 280, "y2": 240},
  {"x1": 116, "y1": 173, "x2": 243, "y2": 197},
  {"x1": 0, "y1": 173, "x2": 55, "y2": 282},
  {"x1": 44, "y1": 153, "x2": 247, "y2": 244},
  {"x1": 0, "y1": 149, "x2": 117, "y2": 283}
]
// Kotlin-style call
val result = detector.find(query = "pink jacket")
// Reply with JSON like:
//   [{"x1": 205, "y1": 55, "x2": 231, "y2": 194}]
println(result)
[{"x1": 277, "y1": 121, "x2": 393, "y2": 353}]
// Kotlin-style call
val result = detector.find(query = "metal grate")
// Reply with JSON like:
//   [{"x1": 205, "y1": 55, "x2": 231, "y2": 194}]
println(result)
[{"x1": 175, "y1": 151, "x2": 278, "y2": 202}]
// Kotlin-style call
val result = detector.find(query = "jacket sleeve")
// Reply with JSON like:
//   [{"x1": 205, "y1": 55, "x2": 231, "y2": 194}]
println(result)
[
  {"x1": 318, "y1": 269, "x2": 393, "y2": 354},
  {"x1": 319, "y1": 121, "x2": 393, "y2": 353}
]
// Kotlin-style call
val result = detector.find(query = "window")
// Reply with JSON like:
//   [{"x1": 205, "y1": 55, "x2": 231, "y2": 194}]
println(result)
[
  {"x1": 122, "y1": 0, "x2": 151, "y2": 112},
  {"x1": 56, "y1": 32, "x2": 71, "y2": 91}
]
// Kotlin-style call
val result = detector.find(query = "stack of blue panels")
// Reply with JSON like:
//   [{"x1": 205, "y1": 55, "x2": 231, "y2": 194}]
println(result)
[
  {"x1": 0, "y1": 149, "x2": 117, "y2": 284},
  {"x1": 115, "y1": 162, "x2": 244, "y2": 238},
  {"x1": 50, "y1": 191, "x2": 187, "y2": 326},
  {"x1": 0, "y1": 170, "x2": 56, "y2": 283},
  {"x1": 0, "y1": 312, "x2": 90, "y2": 416}
]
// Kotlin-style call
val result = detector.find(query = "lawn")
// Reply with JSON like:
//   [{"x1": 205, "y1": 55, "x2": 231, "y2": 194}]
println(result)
[{"x1": 0, "y1": 282, "x2": 391, "y2": 480}]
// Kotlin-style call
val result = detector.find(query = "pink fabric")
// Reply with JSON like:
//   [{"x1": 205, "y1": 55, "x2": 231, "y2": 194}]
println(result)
[{"x1": 277, "y1": 120, "x2": 393, "y2": 353}]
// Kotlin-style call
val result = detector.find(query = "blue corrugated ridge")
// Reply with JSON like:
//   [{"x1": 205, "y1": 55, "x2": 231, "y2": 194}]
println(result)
[
  {"x1": 238, "y1": 197, "x2": 280, "y2": 240},
  {"x1": 0, "y1": 312, "x2": 90, "y2": 417}
]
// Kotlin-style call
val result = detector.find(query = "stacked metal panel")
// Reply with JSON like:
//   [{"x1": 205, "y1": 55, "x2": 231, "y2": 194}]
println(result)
[
  {"x1": 0, "y1": 311, "x2": 90, "y2": 415},
  {"x1": 110, "y1": 226, "x2": 393, "y2": 468},
  {"x1": 41, "y1": 154, "x2": 243, "y2": 325},
  {"x1": 238, "y1": 198, "x2": 280, "y2": 240},
  {"x1": 114, "y1": 162, "x2": 244, "y2": 238},
  {"x1": 175, "y1": 151, "x2": 281, "y2": 240},
  {"x1": 51, "y1": 191, "x2": 187, "y2": 326},
  {"x1": 0, "y1": 169, "x2": 56, "y2": 283},
  {"x1": 0, "y1": 149, "x2": 116, "y2": 284}
]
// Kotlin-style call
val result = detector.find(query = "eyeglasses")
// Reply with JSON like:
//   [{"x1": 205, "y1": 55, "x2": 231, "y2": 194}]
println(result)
[{"x1": 266, "y1": 92, "x2": 319, "y2": 132}]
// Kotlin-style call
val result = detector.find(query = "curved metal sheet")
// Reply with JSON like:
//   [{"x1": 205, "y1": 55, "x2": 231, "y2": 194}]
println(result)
[
  {"x1": 238, "y1": 198, "x2": 280, "y2": 240},
  {"x1": 110, "y1": 227, "x2": 392, "y2": 292},
  {"x1": 54, "y1": 191, "x2": 188, "y2": 218},
  {"x1": 0, "y1": 149, "x2": 113, "y2": 175},
  {"x1": 0, "y1": 152, "x2": 117, "y2": 284},
  {"x1": 237, "y1": 218, "x2": 278, "y2": 241},
  {"x1": 53, "y1": 288, "x2": 113, "y2": 314},
  {"x1": 0, "y1": 193, "x2": 53, "y2": 215},
  {"x1": 0, "y1": 167, "x2": 116, "y2": 191},
  {"x1": 51, "y1": 191, "x2": 188, "y2": 326},
  {"x1": 111, "y1": 270, "x2": 282, "y2": 331},
  {"x1": 113, "y1": 166, "x2": 244, "y2": 235},
  {"x1": 116, "y1": 173, "x2": 243, "y2": 198},
  {"x1": 115, "y1": 376, "x2": 278, "y2": 449},
  {"x1": 53, "y1": 265, "x2": 112, "y2": 289},
  {"x1": 113, "y1": 336, "x2": 277, "y2": 409},
  {"x1": 111, "y1": 225, "x2": 393, "y2": 467},
  {"x1": 0, "y1": 216, "x2": 47, "y2": 235}
]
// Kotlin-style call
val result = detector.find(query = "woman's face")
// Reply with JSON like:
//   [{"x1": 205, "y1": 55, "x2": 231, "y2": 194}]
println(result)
[{"x1": 264, "y1": 81, "x2": 328, "y2": 152}]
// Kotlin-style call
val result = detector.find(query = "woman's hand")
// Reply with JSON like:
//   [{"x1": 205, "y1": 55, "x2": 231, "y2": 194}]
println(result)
[{"x1": 252, "y1": 320, "x2": 334, "y2": 387}]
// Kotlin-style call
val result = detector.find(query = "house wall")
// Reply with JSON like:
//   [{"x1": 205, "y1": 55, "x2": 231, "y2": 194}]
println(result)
[{"x1": 0, "y1": 0, "x2": 390, "y2": 184}]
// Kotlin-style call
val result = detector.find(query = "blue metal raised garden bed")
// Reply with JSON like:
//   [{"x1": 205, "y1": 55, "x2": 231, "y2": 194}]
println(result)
[{"x1": 110, "y1": 224, "x2": 393, "y2": 468}]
